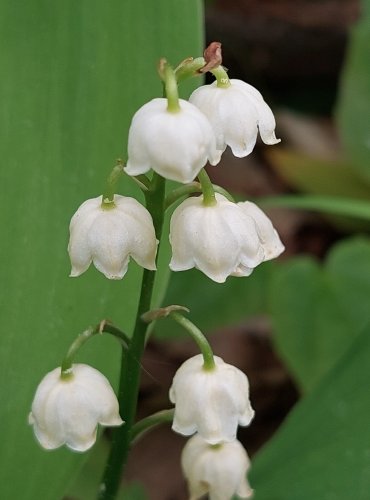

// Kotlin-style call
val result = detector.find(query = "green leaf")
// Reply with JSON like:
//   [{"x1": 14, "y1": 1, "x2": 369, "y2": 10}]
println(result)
[
  {"x1": 67, "y1": 437, "x2": 148, "y2": 500},
  {"x1": 266, "y1": 149, "x2": 370, "y2": 231},
  {"x1": 269, "y1": 237, "x2": 370, "y2": 392},
  {"x1": 0, "y1": 2, "x2": 202, "y2": 499},
  {"x1": 268, "y1": 149, "x2": 370, "y2": 199},
  {"x1": 262, "y1": 194, "x2": 370, "y2": 222},
  {"x1": 336, "y1": 0, "x2": 370, "y2": 182},
  {"x1": 250, "y1": 324, "x2": 370, "y2": 500}
]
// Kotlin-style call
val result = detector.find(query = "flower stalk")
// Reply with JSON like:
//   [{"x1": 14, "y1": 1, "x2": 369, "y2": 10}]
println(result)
[
  {"x1": 131, "y1": 409, "x2": 175, "y2": 443},
  {"x1": 163, "y1": 62, "x2": 180, "y2": 113},
  {"x1": 61, "y1": 322, "x2": 130, "y2": 379},
  {"x1": 102, "y1": 161, "x2": 124, "y2": 206},
  {"x1": 174, "y1": 56, "x2": 205, "y2": 83},
  {"x1": 198, "y1": 168, "x2": 217, "y2": 207},
  {"x1": 98, "y1": 173, "x2": 166, "y2": 500},
  {"x1": 170, "y1": 311, "x2": 215, "y2": 371},
  {"x1": 210, "y1": 65, "x2": 230, "y2": 89}
]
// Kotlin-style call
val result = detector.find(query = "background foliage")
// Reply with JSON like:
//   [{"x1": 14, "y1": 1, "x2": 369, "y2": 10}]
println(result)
[{"x1": 0, "y1": 1, "x2": 202, "y2": 499}]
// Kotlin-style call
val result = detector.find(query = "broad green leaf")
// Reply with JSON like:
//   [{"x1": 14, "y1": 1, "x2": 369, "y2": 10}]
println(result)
[
  {"x1": 336, "y1": 0, "x2": 370, "y2": 182},
  {"x1": 262, "y1": 194, "x2": 370, "y2": 222},
  {"x1": 250, "y1": 324, "x2": 370, "y2": 500},
  {"x1": 268, "y1": 149, "x2": 370, "y2": 199},
  {"x1": 0, "y1": 2, "x2": 202, "y2": 499},
  {"x1": 266, "y1": 150, "x2": 370, "y2": 231},
  {"x1": 67, "y1": 437, "x2": 148, "y2": 500},
  {"x1": 269, "y1": 237, "x2": 370, "y2": 392},
  {"x1": 157, "y1": 263, "x2": 274, "y2": 338}
]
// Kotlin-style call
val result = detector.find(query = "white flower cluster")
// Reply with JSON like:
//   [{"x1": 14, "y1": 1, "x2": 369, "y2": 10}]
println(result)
[
  {"x1": 170, "y1": 354, "x2": 254, "y2": 499},
  {"x1": 30, "y1": 54, "x2": 282, "y2": 499},
  {"x1": 67, "y1": 75, "x2": 283, "y2": 283}
]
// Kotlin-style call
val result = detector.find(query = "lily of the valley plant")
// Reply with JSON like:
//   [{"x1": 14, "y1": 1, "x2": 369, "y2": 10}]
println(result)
[{"x1": 29, "y1": 42, "x2": 283, "y2": 500}]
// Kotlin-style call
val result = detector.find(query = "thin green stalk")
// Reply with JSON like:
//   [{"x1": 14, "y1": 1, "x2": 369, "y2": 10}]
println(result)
[
  {"x1": 164, "y1": 64, "x2": 180, "y2": 113},
  {"x1": 210, "y1": 65, "x2": 230, "y2": 88},
  {"x1": 213, "y1": 185, "x2": 235, "y2": 202},
  {"x1": 102, "y1": 162, "x2": 124, "y2": 206},
  {"x1": 61, "y1": 326, "x2": 96, "y2": 378},
  {"x1": 61, "y1": 323, "x2": 129, "y2": 379},
  {"x1": 170, "y1": 312, "x2": 215, "y2": 371},
  {"x1": 131, "y1": 409, "x2": 175, "y2": 443},
  {"x1": 164, "y1": 182, "x2": 235, "y2": 210},
  {"x1": 198, "y1": 168, "x2": 217, "y2": 206},
  {"x1": 98, "y1": 173, "x2": 166, "y2": 500},
  {"x1": 165, "y1": 182, "x2": 201, "y2": 209},
  {"x1": 174, "y1": 56, "x2": 205, "y2": 83}
]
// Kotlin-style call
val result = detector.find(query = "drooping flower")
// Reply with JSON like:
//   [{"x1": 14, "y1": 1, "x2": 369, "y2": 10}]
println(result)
[
  {"x1": 169, "y1": 193, "x2": 284, "y2": 283},
  {"x1": 189, "y1": 78, "x2": 280, "y2": 157},
  {"x1": 181, "y1": 434, "x2": 253, "y2": 500},
  {"x1": 68, "y1": 195, "x2": 157, "y2": 280},
  {"x1": 238, "y1": 200, "x2": 285, "y2": 261},
  {"x1": 169, "y1": 354, "x2": 254, "y2": 444},
  {"x1": 29, "y1": 364, "x2": 123, "y2": 452},
  {"x1": 124, "y1": 98, "x2": 221, "y2": 183}
]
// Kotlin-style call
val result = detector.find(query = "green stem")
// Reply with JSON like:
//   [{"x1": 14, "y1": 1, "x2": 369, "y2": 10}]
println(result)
[
  {"x1": 102, "y1": 162, "x2": 124, "y2": 206},
  {"x1": 129, "y1": 173, "x2": 151, "y2": 192},
  {"x1": 175, "y1": 56, "x2": 205, "y2": 83},
  {"x1": 102, "y1": 322, "x2": 130, "y2": 349},
  {"x1": 131, "y1": 409, "x2": 175, "y2": 443},
  {"x1": 164, "y1": 64, "x2": 180, "y2": 113},
  {"x1": 170, "y1": 312, "x2": 215, "y2": 371},
  {"x1": 98, "y1": 173, "x2": 166, "y2": 500},
  {"x1": 165, "y1": 182, "x2": 201, "y2": 209},
  {"x1": 165, "y1": 182, "x2": 235, "y2": 210},
  {"x1": 213, "y1": 185, "x2": 235, "y2": 203},
  {"x1": 61, "y1": 326, "x2": 96, "y2": 378},
  {"x1": 210, "y1": 65, "x2": 231, "y2": 89},
  {"x1": 61, "y1": 323, "x2": 130, "y2": 379},
  {"x1": 198, "y1": 169, "x2": 217, "y2": 206}
]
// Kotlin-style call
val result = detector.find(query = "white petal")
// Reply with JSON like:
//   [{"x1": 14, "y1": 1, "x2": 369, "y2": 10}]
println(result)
[
  {"x1": 231, "y1": 79, "x2": 281, "y2": 145},
  {"x1": 169, "y1": 194, "x2": 265, "y2": 283},
  {"x1": 126, "y1": 98, "x2": 219, "y2": 183},
  {"x1": 68, "y1": 195, "x2": 157, "y2": 280},
  {"x1": 29, "y1": 364, "x2": 123, "y2": 452},
  {"x1": 169, "y1": 355, "x2": 254, "y2": 443},
  {"x1": 238, "y1": 201, "x2": 285, "y2": 260},
  {"x1": 68, "y1": 198, "x2": 101, "y2": 277},
  {"x1": 190, "y1": 78, "x2": 280, "y2": 158},
  {"x1": 182, "y1": 435, "x2": 252, "y2": 500}
]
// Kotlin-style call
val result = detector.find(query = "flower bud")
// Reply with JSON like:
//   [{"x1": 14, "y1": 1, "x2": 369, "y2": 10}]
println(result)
[
  {"x1": 189, "y1": 78, "x2": 280, "y2": 157},
  {"x1": 29, "y1": 364, "x2": 123, "y2": 452},
  {"x1": 169, "y1": 193, "x2": 284, "y2": 283},
  {"x1": 169, "y1": 354, "x2": 254, "y2": 444},
  {"x1": 125, "y1": 98, "x2": 221, "y2": 183},
  {"x1": 181, "y1": 434, "x2": 253, "y2": 500},
  {"x1": 68, "y1": 195, "x2": 157, "y2": 279}
]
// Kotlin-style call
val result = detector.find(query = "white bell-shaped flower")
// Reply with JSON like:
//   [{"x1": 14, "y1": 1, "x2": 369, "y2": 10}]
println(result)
[
  {"x1": 29, "y1": 363, "x2": 123, "y2": 452},
  {"x1": 238, "y1": 200, "x2": 285, "y2": 261},
  {"x1": 68, "y1": 195, "x2": 157, "y2": 280},
  {"x1": 169, "y1": 193, "x2": 284, "y2": 283},
  {"x1": 182, "y1": 434, "x2": 253, "y2": 500},
  {"x1": 169, "y1": 354, "x2": 254, "y2": 444},
  {"x1": 189, "y1": 78, "x2": 280, "y2": 157},
  {"x1": 125, "y1": 98, "x2": 221, "y2": 183}
]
